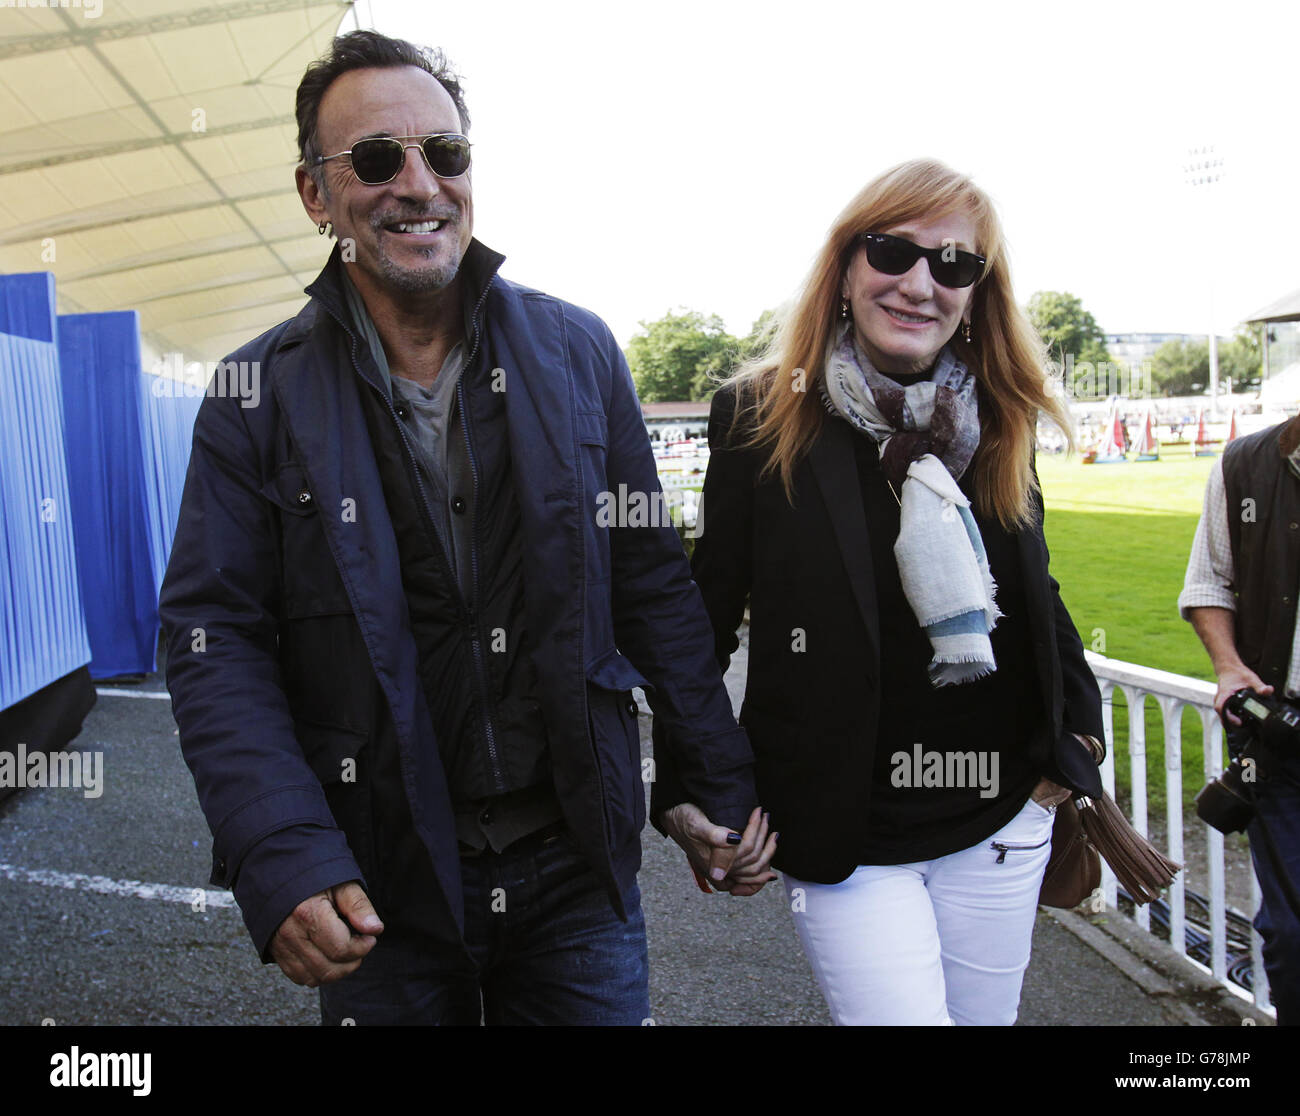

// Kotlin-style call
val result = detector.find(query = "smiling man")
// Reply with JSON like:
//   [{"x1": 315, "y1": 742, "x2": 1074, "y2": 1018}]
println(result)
[{"x1": 159, "y1": 30, "x2": 772, "y2": 1026}]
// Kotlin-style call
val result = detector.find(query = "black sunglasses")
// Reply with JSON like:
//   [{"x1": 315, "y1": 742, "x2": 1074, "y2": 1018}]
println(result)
[
  {"x1": 856, "y1": 232, "x2": 986, "y2": 288},
  {"x1": 314, "y1": 133, "x2": 472, "y2": 185}
]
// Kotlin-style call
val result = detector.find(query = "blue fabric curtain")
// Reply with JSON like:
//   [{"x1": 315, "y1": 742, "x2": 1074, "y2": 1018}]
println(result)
[
  {"x1": 57, "y1": 311, "x2": 158, "y2": 678},
  {"x1": 0, "y1": 274, "x2": 92, "y2": 710},
  {"x1": 138, "y1": 373, "x2": 203, "y2": 599}
]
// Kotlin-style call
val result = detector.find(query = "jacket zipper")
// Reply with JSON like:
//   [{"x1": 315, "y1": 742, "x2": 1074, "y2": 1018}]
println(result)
[
  {"x1": 456, "y1": 279, "x2": 507, "y2": 793},
  {"x1": 328, "y1": 281, "x2": 508, "y2": 797},
  {"x1": 457, "y1": 371, "x2": 506, "y2": 794},
  {"x1": 990, "y1": 835, "x2": 1051, "y2": 864},
  {"x1": 320, "y1": 306, "x2": 478, "y2": 736}
]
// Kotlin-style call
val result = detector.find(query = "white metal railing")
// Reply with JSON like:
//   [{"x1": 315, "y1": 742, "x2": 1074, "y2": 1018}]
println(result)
[{"x1": 1085, "y1": 650, "x2": 1272, "y2": 1013}]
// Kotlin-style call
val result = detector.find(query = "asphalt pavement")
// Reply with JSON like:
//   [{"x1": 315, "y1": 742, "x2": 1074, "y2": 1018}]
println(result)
[{"x1": 0, "y1": 645, "x2": 1273, "y2": 1027}]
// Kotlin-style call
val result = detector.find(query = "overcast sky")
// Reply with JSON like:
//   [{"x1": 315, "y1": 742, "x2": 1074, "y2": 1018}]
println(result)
[{"x1": 363, "y1": 0, "x2": 1300, "y2": 347}]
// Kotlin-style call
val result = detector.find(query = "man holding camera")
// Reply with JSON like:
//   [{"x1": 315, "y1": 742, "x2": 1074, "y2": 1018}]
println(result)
[{"x1": 1181, "y1": 413, "x2": 1300, "y2": 1025}]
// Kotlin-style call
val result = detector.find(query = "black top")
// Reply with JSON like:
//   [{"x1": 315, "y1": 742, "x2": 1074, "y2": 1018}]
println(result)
[
  {"x1": 854, "y1": 434, "x2": 1043, "y2": 863},
  {"x1": 649, "y1": 383, "x2": 1106, "y2": 886},
  {"x1": 350, "y1": 289, "x2": 554, "y2": 808}
]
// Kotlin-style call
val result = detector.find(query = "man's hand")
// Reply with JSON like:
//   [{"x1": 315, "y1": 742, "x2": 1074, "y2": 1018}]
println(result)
[
  {"x1": 661, "y1": 804, "x2": 777, "y2": 897},
  {"x1": 268, "y1": 880, "x2": 384, "y2": 987},
  {"x1": 1214, "y1": 666, "x2": 1273, "y2": 725}
]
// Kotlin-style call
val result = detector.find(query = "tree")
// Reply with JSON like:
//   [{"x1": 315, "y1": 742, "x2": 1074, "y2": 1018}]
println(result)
[
  {"x1": 1148, "y1": 327, "x2": 1263, "y2": 397},
  {"x1": 739, "y1": 308, "x2": 779, "y2": 362},
  {"x1": 1219, "y1": 325, "x2": 1263, "y2": 389},
  {"x1": 625, "y1": 309, "x2": 739, "y2": 402},
  {"x1": 1025, "y1": 291, "x2": 1110, "y2": 368},
  {"x1": 1149, "y1": 339, "x2": 1209, "y2": 397}
]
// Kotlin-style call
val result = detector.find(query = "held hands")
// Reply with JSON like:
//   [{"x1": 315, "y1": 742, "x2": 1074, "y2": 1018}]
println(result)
[
  {"x1": 269, "y1": 880, "x2": 384, "y2": 987},
  {"x1": 661, "y1": 804, "x2": 778, "y2": 897}
]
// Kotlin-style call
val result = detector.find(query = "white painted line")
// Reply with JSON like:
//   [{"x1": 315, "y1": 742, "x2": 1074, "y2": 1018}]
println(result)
[
  {"x1": 0, "y1": 863, "x2": 235, "y2": 908},
  {"x1": 95, "y1": 688, "x2": 171, "y2": 700}
]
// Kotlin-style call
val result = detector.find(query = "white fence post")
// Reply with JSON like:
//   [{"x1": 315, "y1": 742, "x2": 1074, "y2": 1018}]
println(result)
[{"x1": 1082, "y1": 650, "x2": 1271, "y2": 1014}]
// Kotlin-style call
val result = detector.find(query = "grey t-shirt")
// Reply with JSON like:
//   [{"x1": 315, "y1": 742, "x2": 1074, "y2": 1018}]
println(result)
[
  {"x1": 389, "y1": 359, "x2": 475, "y2": 595},
  {"x1": 341, "y1": 267, "x2": 473, "y2": 595}
]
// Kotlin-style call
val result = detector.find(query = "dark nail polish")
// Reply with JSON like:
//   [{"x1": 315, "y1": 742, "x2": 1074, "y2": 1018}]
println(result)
[{"x1": 726, "y1": 832, "x2": 742, "y2": 845}]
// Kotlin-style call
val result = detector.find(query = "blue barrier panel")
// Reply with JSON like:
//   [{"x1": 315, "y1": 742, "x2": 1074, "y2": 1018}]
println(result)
[
  {"x1": 0, "y1": 274, "x2": 92, "y2": 710},
  {"x1": 138, "y1": 373, "x2": 202, "y2": 600},
  {"x1": 57, "y1": 311, "x2": 157, "y2": 678},
  {"x1": 0, "y1": 271, "x2": 57, "y2": 343}
]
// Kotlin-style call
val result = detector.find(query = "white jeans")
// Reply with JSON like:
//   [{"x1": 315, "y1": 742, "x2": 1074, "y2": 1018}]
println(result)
[{"x1": 783, "y1": 796, "x2": 1055, "y2": 1026}]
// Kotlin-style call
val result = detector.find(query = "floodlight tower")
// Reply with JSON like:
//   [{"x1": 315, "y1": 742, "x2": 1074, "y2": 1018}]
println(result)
[{"x1": 1184, "y1": 146, "x2": 1224, "y2": 417}]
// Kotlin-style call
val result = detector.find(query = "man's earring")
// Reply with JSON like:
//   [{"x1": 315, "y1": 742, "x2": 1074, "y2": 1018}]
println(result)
[
  {"x1": 840, "y1": 297, "x2": 850, "y2": 321},
  {"x1": 318, "y1": 221, "x2": 332, "y2": 237},
  {"x1": 961, "y1": 317, "x2": 973, "y2": 343}
]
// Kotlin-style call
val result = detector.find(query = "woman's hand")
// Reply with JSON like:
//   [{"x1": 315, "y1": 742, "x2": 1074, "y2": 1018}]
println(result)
[
  {"x1": 661, "y1": 804, "x2": 778, "y2": 896},
  {"x1": 720, "y1": 808, "x2": 779, "y2": 896},
  {"x1": 1031, "y1": 778, "x2": 1072, "y2": 809}
]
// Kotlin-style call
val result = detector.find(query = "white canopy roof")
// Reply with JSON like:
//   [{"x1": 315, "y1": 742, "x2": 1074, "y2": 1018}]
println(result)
[
  {"x1": 1260, "y1": 362, "x2": 1300, "y2": 409},
  {"x1": 0, "y1": 0, "x2": 356, "y2": 364}
]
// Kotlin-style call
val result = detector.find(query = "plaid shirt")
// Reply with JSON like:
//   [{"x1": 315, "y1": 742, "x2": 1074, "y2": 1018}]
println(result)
[{"x1": 1179, "y1": 458, "x2": 1300, "y2": 699}]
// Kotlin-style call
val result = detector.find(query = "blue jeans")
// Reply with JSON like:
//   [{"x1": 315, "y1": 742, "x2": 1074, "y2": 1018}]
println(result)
[
  {"x1": 1246, "y1": 752, "x2": 1300, "y2": 1026},
  {"x1": 318, "y1": 829, "x2": 649, "y2": 1025}
]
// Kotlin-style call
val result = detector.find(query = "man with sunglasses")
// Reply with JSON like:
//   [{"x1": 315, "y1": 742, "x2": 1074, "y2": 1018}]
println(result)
[{"x1": 160, "y1": 30, "x2": 770, "y2": 1026}]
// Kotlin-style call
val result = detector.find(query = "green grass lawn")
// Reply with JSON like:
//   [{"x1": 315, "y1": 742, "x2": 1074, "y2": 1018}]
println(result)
[{"x1": 1036, "y1": 442, "x2": 1221, "y2": 812}]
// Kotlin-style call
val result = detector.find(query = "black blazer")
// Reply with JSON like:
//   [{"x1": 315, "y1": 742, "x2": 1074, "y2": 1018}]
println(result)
[{"x1": 651, "y1": 385, "x2": 1104, "y2": 885}]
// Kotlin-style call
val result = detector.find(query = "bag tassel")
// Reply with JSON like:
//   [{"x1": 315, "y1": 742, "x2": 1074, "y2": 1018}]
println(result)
[{"x1": 1077, "y1": 792, "x2": 1182, "y2": 904}]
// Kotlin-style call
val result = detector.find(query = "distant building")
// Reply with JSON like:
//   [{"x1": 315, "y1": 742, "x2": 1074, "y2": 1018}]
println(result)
[
  {"x1": 641, "y1": 400, "x2": 709, "y2": 442},
  {"x1": 1245, "y1": 289, "x2": 1300, "y2": 414},
  {"x1": 1104, "y1": 332, "x2": 1228, "y2": 365}
]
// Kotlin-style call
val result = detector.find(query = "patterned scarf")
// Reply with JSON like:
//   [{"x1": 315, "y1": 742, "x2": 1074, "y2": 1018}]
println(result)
[{"x1": 821, "y1": 323, "x2": 1000, "y2": 685}]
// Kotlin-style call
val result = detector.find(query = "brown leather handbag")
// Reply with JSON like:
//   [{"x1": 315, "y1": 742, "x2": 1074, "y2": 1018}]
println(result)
[
  {"x1": 1039, "y1": 797, "x2": 1101, "y2": 908},
  {"x1": 1039, "y1": 794, "x2": 1182, "y2": 908}
]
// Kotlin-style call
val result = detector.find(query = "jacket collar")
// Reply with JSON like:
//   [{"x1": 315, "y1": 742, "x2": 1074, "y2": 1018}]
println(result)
[{"x1": 299, "y1": 236, "x2": 508, "y2": 381}]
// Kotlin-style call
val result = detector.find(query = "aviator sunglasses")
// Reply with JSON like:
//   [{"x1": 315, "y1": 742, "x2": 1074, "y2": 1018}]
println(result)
[
  {"x1": 314, "y1": 133, "x2": 472, "y2": 185},
  {"x1": 856, "y1": 232, "x2": 986, "y2": 288}
]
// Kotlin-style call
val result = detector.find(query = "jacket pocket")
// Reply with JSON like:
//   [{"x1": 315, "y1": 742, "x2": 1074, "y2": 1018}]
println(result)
[
  {"x1": 576, "y1": 410, "x2": 608, "y2": 450},
  {"x1": 261, "y1": 461, "x2": 352, "y2": 618},
  {"x1": 578, "y1": 410, "x2": 612, "y2": 582},
  {"x1": 585, "y1": 649, "x2": 649, "y2": 846}
]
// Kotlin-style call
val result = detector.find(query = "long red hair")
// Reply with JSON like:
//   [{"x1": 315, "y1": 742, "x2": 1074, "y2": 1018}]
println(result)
[{"x1": 726, "y1": 158, "x2": 1071, "y2": 529}]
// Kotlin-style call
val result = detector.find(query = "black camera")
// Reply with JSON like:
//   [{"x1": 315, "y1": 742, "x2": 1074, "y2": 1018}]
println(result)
[{"x1": 1195, "y1": 689, "x2": 1300, "y2": 835}]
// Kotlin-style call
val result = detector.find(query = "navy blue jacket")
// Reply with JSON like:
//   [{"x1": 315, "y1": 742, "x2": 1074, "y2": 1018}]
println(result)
[{"x1": 160, "y1": 241, "x2": 756, "y2": 960}]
